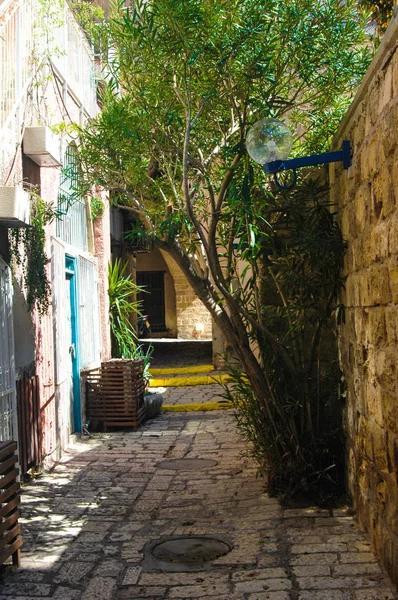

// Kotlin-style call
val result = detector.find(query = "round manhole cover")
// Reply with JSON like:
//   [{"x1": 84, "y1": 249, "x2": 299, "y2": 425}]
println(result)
[
  {"x1": 158, "y1": 458, "x2": 217, "y2": 470},
  {"x1": 150, "y1": 536, "x2": 231, "y2": 564}
]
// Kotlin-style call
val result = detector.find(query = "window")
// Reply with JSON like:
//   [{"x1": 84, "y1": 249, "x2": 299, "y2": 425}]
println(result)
[{"x1": 56, "y1": 145, "x2": 88, "y2": 251}]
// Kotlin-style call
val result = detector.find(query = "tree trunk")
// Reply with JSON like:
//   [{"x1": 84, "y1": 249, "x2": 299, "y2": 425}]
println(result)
[{"x1": 159, "y1": 238, "x2": 270, "y2": 406}]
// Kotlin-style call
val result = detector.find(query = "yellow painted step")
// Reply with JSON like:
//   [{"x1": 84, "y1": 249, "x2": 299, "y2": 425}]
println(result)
[
  {"x1": 148, "y1": 373, "x2": 231, "y2": 387},
  {"x1": 150, "y1": 365, "x2": 214, "y2": 376}
]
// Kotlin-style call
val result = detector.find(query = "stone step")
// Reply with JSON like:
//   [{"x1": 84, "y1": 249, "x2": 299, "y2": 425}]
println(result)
[
  {"x1": 150, "y1": 364, "x2": 214, "y2": 376},
  {"x1": 148, "y1": 372, "x2": 231, "y2": 388}
]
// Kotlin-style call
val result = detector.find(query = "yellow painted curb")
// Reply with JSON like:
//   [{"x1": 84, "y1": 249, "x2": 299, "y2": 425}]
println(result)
[
  {"x1": 150, "y1": 365, "x2": 214, "y2": 376},
  {"x1": 148, "y1": 374, "x2": 232, "y2": 388}
]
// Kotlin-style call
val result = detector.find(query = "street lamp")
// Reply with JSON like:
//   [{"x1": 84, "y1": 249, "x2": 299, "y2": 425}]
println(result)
[{"x1": 246, "y1": 118, "x2": 351, "y2": 190}]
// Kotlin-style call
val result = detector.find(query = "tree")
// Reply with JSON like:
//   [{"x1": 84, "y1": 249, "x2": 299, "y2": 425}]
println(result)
[
  {"x1": 78, "y1": 0, "x2": 372, "y2": 496},
  {"x1": 359, "y1": 0, "x2": 394, "y2": 35}
]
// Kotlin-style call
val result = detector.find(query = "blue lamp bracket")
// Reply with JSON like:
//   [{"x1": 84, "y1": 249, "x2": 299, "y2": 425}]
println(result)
[{"x1": 263, "y1": 140, "x2": 351, "y2": 190}]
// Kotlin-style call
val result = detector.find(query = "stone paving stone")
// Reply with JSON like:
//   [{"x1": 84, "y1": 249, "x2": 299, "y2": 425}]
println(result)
[
  {"x1": 0, "y1": 385, "x2": 397, "y2": 600},
  {"x1": 1, "y1": 569, "x2": 49, "y2": 583},
  {"x1": 298, "y1": 592, "x2": 353, "y2": 600},
  {"x1": 118, "y1": 586, "x2": 167, "y2": 597},
  {"x1": 231, "y1": 568, "x2": 287, "y2": 581},
  {"x1": 234, "y1": 578, "x2": 291, "y2": 593},
  {"x1": 353, "y1": 590, "x2": 397, "y2": 599},
  {"x1": 333, "y1": 563, "x2": 383, "y2": 576},
  {"x1": 343, "y1": 552, "x2": 378, "y2": 564},
  {"x1": 93, "y1": 559, "x2": 124, "y2": 577},
  {"x1": 75, "y1": 531, "x2": 108, "y2": 543},
  {"x1": 188, "y1": 597, "x2": 241, "y2": 600},
  {"x1": 291, "y1": 541, "x2": 348, "y2": 553},
  {"x1": 82, "y1": 521, "x2": 114, "y2": 532},
  {"x1": 0, "y1": 597, "x2": 61, "y2": 600},
  {"x1": 290, "y1": 552, "x2": 339, "y2": 565},
  {"x1": 81, "y1": 577, "x2": 116, "y2": 600},
  {"x1": 159, "y1": 384, "x2": 225, "y2": 405},
  {"x1": 53, "y1": 561, "x2": 96, "y2": 584},
  {"x1": 297, "y1": 576, "x2": 383, "y2": 589},
  {"x1": 0, "y1": 583, "x2": 52, "y2": 596},
  {"x1": 292, "y1": 565, "x2": 332, "y2": 577},
  {"x1": 353, "y1": 540, "x2": 374, "y2": 551},
  {"x1": 257, "y1": 555, "x2": 283, "y2": 567},
  {"x1": 138, "y1": 573, "x2": 228, "y2": 586},
  {"x1": 53, "y1": 587, "x2": 82, "y2": 599},
  {"x1": 167, "y1": 583, "x2": 230, "y2": 597},
  {"x1": 246, "y1": 594, "x2": 290, "y2": 600}
]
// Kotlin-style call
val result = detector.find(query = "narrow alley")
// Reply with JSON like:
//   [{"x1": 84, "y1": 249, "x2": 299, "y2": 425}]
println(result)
[{"x1": 0, "y1": 385, "x2": 397, "y2": 600}]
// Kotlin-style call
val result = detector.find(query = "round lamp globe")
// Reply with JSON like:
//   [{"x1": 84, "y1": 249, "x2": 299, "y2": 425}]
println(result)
[{"x1": 246, "y1": 118, "x2": 293, "y2": 165}]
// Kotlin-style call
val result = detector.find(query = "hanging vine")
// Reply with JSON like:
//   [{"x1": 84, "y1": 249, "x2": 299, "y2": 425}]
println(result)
[{"x1": 9, "y1": 195, "x2": 56, "y2": 316}]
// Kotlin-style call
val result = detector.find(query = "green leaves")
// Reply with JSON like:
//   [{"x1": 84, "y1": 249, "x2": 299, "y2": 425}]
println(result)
[
  {"x1": 9, "y1": 195, "x2": 55, "y2": 316},
  {"x1": 77, "y1": 0, "x2": 371, "y2": 499},
  {"x1": 221, "y1": 175, "x2": 347, "y2": 498},
  {"x1": 79, "y1": 0, "x2": 372, "y2": 215},
  {"x1": 108, "y1": 258, "x2": 144, "y2": 359}
]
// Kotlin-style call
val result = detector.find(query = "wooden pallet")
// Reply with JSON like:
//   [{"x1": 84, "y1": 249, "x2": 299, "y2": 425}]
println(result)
[
  {"x1": 0, "y1": 442, "x2": 22, "y2": 567},
  {"x1": 86, "y1": 360, "x2": 146, "y2": 430}
]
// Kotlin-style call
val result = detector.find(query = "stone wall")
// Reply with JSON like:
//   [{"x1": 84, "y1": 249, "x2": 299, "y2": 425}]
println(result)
[
  {"x1": 136, "y1": 248, "x2": 213, "y2": 341},
  {"x1": 330, "y1": 14, "x2": 398, "y2": 581},
  {"x1": 160, "y1": 251, "x2": 213, "y2": 340}
]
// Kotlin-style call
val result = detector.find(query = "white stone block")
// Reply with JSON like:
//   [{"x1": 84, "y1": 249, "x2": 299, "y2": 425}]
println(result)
[
  {"x1": 23, "y1": 126, "x2": 62, "y2": 167},
  {"x1": 0, "y1": 186, "x2": 31, "y2": 227}
]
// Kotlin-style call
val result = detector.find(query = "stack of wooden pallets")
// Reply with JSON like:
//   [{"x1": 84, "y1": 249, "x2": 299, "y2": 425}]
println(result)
[
  {"x1": 86, "y1": 359, "x2": 146, "y2": 430},
  {"x1": 0, "y1": 441, "x2": 22, "y2": 567}
]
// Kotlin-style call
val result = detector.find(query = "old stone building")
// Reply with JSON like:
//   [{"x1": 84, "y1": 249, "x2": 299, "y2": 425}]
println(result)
[
  {"x1": 330, "y1": 10, "x2": 398, "y2": 582},
  {"x1": 0, "y1": 0, "x2": 111, "y2": 470}
]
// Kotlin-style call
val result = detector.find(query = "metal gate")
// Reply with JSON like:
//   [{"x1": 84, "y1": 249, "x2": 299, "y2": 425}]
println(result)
[
  {"x1": 16, "y1": 372, "x2": 41, "y2": 475},
  {"x1": 0, "y1": 259, "x2": 18, "y2": 442}
]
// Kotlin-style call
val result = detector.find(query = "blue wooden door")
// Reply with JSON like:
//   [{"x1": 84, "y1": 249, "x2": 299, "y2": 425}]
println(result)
[{"x1": 65, "y1": 256, "x2": 81, "y2": 432}]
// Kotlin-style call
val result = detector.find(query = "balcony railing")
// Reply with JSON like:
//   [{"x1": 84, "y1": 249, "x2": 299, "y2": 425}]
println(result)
[
  {"x1": 50, "y1": 5, "x2": 97, "y2": 117},
  {"x1": 0, "y1": 0, "x2": 97, "y2": 183},
  {"x1": 0, "y1": 0, "x2": 36, "y2": 129},
  {"x1": 0, "y1": 0, "x2": 97, "y2": 130}
]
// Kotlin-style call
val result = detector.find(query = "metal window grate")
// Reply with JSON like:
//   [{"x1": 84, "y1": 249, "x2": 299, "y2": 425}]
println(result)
[
  {"x1": 58, "y1": 145, "x2": 80, "y2": 209},
  {"x1": 0, "y1": 259, "x2": 17, "y2": 443},
  {"x1": 56, "y1": 145, "x2": 88, "y2": 251},
  {"x1": 78, "y1": 256, "x2": 101, "y2": 369}
]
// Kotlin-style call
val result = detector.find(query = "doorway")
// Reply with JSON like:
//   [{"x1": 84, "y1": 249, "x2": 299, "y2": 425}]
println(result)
[
  {"x1": 65, "y1": 256, "x2": 81, "y2": 432},
  {"x1": 136, "y1": 271, "x2": 166, "y2": 332}
]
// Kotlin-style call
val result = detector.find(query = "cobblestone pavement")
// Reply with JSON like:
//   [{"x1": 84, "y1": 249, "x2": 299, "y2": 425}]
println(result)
[
  {"x1": 1, "y1": 390, "x2": 397, "y2": 600},
  {"x1": 152, "y1": 384, "x2": 226, "y2": 405}
]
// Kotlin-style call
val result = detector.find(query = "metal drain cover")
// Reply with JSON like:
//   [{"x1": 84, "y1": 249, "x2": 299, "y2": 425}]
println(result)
[
  {"x1": 158, "y1": 458, "x2": 217, "y2": 470},
  {"x1": 150, "y1": 535, "x2": 231, "y2": 564}
]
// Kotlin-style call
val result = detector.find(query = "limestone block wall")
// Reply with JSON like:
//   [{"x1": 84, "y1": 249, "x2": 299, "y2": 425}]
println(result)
[
  {"x1": 159, "y1": 251, "x2": 213, "y2": 340},
  {"x1": 330, "y1": 14, "x2": 398, "y2": 581}
]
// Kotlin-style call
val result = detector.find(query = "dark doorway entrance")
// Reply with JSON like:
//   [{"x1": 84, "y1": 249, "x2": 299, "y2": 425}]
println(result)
[{"x1": 137, "y1": 271, "x2": 166, "y2": 332}]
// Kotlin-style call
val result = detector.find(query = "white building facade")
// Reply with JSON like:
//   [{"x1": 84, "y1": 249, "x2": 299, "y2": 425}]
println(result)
[{"x1": 0, "y1": 0, "x2": 111, "y2": 469}]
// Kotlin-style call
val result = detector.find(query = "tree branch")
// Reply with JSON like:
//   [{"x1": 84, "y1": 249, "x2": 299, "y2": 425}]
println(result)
[{"x1": 181, "y1": 105, "x2": 210, "y2": 257}]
